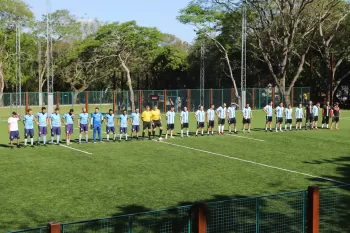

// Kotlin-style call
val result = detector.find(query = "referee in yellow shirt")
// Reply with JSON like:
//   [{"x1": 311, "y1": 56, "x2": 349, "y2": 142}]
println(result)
[
  {"x1": 141, "y1": 105, "x2": 152, "y2": 140},
  {"x1": 151, "y1": 105, "x2": 163, "y2": 139}
]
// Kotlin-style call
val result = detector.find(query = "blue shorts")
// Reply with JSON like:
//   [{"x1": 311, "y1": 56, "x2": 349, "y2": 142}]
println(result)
[
  {"x1": 10, "y1": 131, "x2": 20, "y2": 140},
  {"x1": 25, "y1": 129, "x2": 34, "y2": 138},
  {"x1": 38, "y1": 126, "x2": 48, "y2": 135},
  {"x1": 80, "y1": 124, "x2": 88, "y2": 132},
  {"x1": 132, "y1": 125, "x2": 140, "y2": 132},
  {"x1": 66, "y1": 124, "x2": 73, "y2": 134},
  {"x1": 51, "y1": 127, "x2": 61, "y2": 136},
  {"x1": 106, "y1": 126, "x2": 116, "y2": 133},
  {"x1": 120, "y1": 127, "x2": 127, "y2": 134}
]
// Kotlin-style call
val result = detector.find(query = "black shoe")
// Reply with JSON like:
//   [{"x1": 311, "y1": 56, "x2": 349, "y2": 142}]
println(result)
[
  {"x1": 234, "y1": 132, "x2": 238, "y2": 134},
  {"x1": 37, "y1": 142, "x2": 41, "y2": 146},
  {"x1": 265, "y1": 130, "x2": 267, "y2": 132},
  {"x1": 148, "y1": 137, "x2": 152, "y2": 140},
  {"x1": 11, "y1": 146, "x2": 14, "y2": 150},
  {"x1": 24, "y1": 145, "x2": 27, "y2": 148},
  {"x1": 31, "y1": 145, "x2": 34, "y2": 148},
  {"x1": 195, "y1": 135, "x2": 198, "y2": 137},
  {"x1": 16, "y1": 145, "x2": 20, "y2": 148}
]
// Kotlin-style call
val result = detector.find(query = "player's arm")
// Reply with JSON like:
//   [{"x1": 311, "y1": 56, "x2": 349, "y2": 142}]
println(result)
[
  {"x1": 8, "y1": 122, "x2": 10, "y2": 134},
  {"x1": 250, "y1": 110, "x2": 253, "y2": 118},
  {"x1": 77, "y1": 116, "x2": 81, "y2": 127},
  {"x1": 263, "y1": 106, "x2": 267, "y2": 114},
  {"x1": 61, "y1": 116, "x2": 67, "y2": 125},
  {"x1": 118, "y1": 117, "x2": 121, "y2": 127},
  {"x1": 195, "y1": 112, "x2": 198, "y2": 121},
  {"x1": 180, "y1": 114, "x2": 183, "y2": 124}
]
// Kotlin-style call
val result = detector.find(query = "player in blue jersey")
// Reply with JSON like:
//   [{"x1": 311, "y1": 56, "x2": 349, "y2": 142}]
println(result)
[
  {"x1": 295, "y1": 103, "x2": 304, "y2": 130},
  {"x1": 130, "y1": 108, "x2": 140, "y2": 139},
  {"x1": 78, "y1": 108, "x2": 89, "y2": 144},
  {"x1": 62, "y1": 109, "x2": 74, "y2": 145},
  {"x1": 227, "y1": 103, "x2": 239, "y2": 134},
  {"x1": 263, "y1": 101, "x2": 273, "y2": 132},
  {"x1": 23, "y1": 109, "x2": 38, "y2": 147},
  {"x1": 284, "y1": 104, "x2": 293, "y2": 131},
  {"x1": 36, "y1": 107, "x2": 49, "y2": 145},
  {"x1": 312, "y1": 103, "x2": 320, "y2": 129},
  {"x1": 242, "y1": 103, "x2": 252, "y2": 133},
  {"x1": 91, "y1": 107, "x2": 103, "y2": 143},
  {"x1": 195, "y1": 105, "x2": 205, "y2": 136},
  {"x1": 206, "y1": 104, "x2": 215, "y2": 135},
  {"x1": 216, "y1": 103, "x2": 227, "y2": 135},
  {"x1": 275, "y1": 103, "x2": 284, "y2": 132},
  {"x1": 165, "y1": 106, "x2": 176, "y2": 139},
  {"x1": 118, "y1": 110, "x2": 129, "y2": 141},
  {"x1": 50, "y1": 108, "x2": 61, "y2": 144},
  {"x1": 104, "y1": 109, "x2": 116, "y2": 142},
  {"x1": 180, "y1": 107, "x2": 190, "y2": 137}
]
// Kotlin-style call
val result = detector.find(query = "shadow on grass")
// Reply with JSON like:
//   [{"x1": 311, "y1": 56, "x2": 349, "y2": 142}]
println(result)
[{"x1": 305, "y1": 156, "x2": 350, "y2": 233}]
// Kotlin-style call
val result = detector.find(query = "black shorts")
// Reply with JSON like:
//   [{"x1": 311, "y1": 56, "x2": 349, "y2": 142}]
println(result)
[
  {"x1": 152, "y1": 120, "x2": 162, "y2": 128},
  {"x1": 181, "y1": 123, "x2": 189, "y2": 129},
  {"x1": 286, "y1": 119, "x2": 292, "y2": 124},
  {"x1": 276, "y1": 117, "x2": 283, "y2": 123},
  {"x1": 197, "y1": 122, "x2": 205, "y2": 128},
  {"x1": 229, "y1": 118, "x2": 236, "y2": 124},
  {"x1": 167, "y1": 124, "x2": 175, "y2": 130},
  {"x1": 218, "y1": 118, "x2": 225, "y2": 125},
  {"x1": 296, "y1": 118, "x2": 302, "y2": 123},
  {"x1": 143, "y1": 122, "x2": 151, "y2": 130},
  {"x1": 208, "y1": 120, "x2": 214, "y2": 128},
  {"x1": 266, "y1": 116, "x2": 273, "y2": 123},
  {"x1": 332, "y1": 117, "x2": 339, "y2": 123},
  {"x1": 314, "y1": 116, "x2": 319, "y2": 122},
  {"x1": 243, "y1": 118, "x2": 251, "y2": 124},
  {"x1": 306, "y1": 115, "x2": 313, "y2": 123},
  {"x1": 322, "y1": 116, "x2": 330, "y2": 124}
]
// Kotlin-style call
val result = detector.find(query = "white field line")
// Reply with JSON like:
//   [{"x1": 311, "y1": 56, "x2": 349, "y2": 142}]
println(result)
[
  {"x1": 60, "y1": 144, "x2": 92, "y2": 155},
  {"x1": 225, "y1": 133, "x2": 265, "y2": 142},
  {"x1": 159, "y1": 141, "x2": 350, "y2": 185}
]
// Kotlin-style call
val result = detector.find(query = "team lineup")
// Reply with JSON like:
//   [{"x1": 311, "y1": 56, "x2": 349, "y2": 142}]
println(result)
[{"x1": 7, "y1": 100, "x2": 342, "y2": 149}]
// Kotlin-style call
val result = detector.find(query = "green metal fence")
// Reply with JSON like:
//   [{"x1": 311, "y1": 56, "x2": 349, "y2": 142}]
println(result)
[
  {"x1": 7, "y1": 227, "x2": 47, "y2": 233},
  {"x1": 0, "y1": 87, "x2": 311, "y2": 115}
]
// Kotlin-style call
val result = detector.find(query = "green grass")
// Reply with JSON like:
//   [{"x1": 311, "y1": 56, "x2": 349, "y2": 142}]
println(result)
[{"x1": 0, "y1": 107, "x2": 350, "y2": 232}]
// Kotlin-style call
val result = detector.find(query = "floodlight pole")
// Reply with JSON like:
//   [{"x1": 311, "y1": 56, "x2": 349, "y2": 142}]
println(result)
[
  {"x1": 15, "y1": 22, "x2": 22, "y2": 115},
  {"x1": 200, "y1": 38, "x2": 205, "y2": 106},
  {"x1": 46, "y1": 0, "x2": 54, "y2": 112},
  {"x1": 241, "y1": 0, "x2": 247, "y2": 108}
]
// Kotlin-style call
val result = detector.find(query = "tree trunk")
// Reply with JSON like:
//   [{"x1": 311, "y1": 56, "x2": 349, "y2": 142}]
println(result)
[
  {"x1": 119, "y1": 56, "x2": 135, "y2": 112},
  {"x1": 284, "y1": 89, "x2": 291, "y2": 106},
  {"x1": 0, "y1": 61, "x2": 4, "y2": 107},
  {"x1": 72, "y1": 85, "x2": 88, "y2": 105}
]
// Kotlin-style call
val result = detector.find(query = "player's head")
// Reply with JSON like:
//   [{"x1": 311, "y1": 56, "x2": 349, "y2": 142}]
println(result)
[
  {"x1": 154, "y1": 105, "x2": 158, "y2": 110},
  {"x1": 223, "y1": 103, "x2": 226, "y2": 108},
  {"x1": 95, "y1": 107, "x2": 99, "y2": 113},
  {"x1": 41, "y1": 107, "x2": 46, "y2": 113},
  {"x1": 184, "y1": 106, "x2": 187, "y2": 111},
  {"x1": 288, "y1": 104, "x2": 291, "y2": 109},
  {"x1": 55, "y1": 108, "x2": 59, "y2": 114},
  {"x1": 199, "y1": 105, "x2": 203, "y2": 111},
  {"x1": 335, "y1": 102, "x2": 339, "y2": 107},
  {"x1": 279, "y1": 102, "x2": 283, "y2": 107},
  {"x1": 28, "y1": 109, "x2": 32, "y2": 115},
  {"x1": 317, "y1": 102, "x2": 320, "y2": 107},
  {"x1": 269, "y1": 101, "x2": 273, "y2": 106},
  {"x1": 211, "y1": 104, "x2": 214, "y2": 109},
  {"x1": 82, "y1": 107, "x2": 86, "y2": 113},
  {"x1": 123, "y1": 109, "x2": 127, "y2": 115},
  {"x1": 326, "y1": 101, "x2": 330, "y2": 106},
  {"x1": 146, "y1": 105, "x2": 150, "y2": 111},
  {"x1": 12, "y1": 111, "x2": 17, "y2": 117},
  {"x1": 69, "y1": 109, "x2": 74, "y2": 114},
  {"x1": 135, "y1": 108, "x2": 139, "y2": 113},
  {"x1": 231, "y1": 102, "x2": 235, "y2": 106},
  {"x1": 170, "y1": 106, "x2": 175, "y2": 111},
  {"x1": 309, "y1": 100, "x2": 312, "y2": 105},
  {"x1": 109, "y1": 109, "x2": 113, "y2": 115},
  {"x1": 246, "y1": 103, "x2": 249, "y2": 108},
  {"x1": 299, "y1": 103, "x2": 302, "y2": 108}
]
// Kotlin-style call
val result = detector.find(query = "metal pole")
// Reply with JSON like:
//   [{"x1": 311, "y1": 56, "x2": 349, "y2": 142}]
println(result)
[
  {"x1": 16, "y1": 22, "x2": 22, "y2": 115},
  {"x1": 241, "y1": 0, "x2": 247, "y2": 108},
  {"x1": 46, "y1": 0, "x2": 54, "y2": 113},
  {"x1": 200, "y1": 39, "x2": 205, "y2": 106}
]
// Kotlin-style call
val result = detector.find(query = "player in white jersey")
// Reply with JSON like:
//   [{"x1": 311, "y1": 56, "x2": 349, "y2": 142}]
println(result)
[
  {"x1": 8, "y1": 112, "x2": 21, "y2": 149},
  {"x1": 312, "y1": 103, "x2": 320, "y2": 129},
  {"x1": 206, "y1": 104, "x2": 215, "y2": 135},
  {"x1": 263, "y1": 101, "x2": 273, "y2": 132},
  {"x1": 295, "y1": 103, "x2": 304, "y2": 130},
  {"x1": 180, "y1": 107, "x2": 190, "y2": 137},
  {"x1": 284, "y1": 104, "x2": 293, "y2": 131},
  {"x1": 227, "y1": 103, "x2": 239, "y2": 134},
  {"x1": 275, "y1": 103, "x2": 284, "y2": 132},
  {"x1": 165, "y1": 106, "x2": 176, "y2": 139},
  {"x1": 216, "y1": 103, "x2": 227, "y2": 135},
  {"x1": 195, "y1": 105, "x2": 205, "y2": 136},
  {"x1": 242, "y1": 103, "x2": 252, "y2": 133}
]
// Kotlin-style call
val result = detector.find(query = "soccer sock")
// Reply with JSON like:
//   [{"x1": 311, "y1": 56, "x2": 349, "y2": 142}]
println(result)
[
  {"x1": 234, "y1": 127, "x2": 237, "y2": 132},
  {"x1": 327, "y1": 124, "x2": 329, "y2": 128},
  {"x1": 280, "y1": 125, "x2": 282, "y2": 131},
  {"x1": 221, "y1": 125, "x2": 224, "y2": 133},
  {"x1": 290, "y1": 125, "x2": 292, "y2": 130},
  {"x1": 24, "y1": 139, "x2": 27, "y2": 146},
  {"x1": 322, "y1": 124, "x2": 324, "y2": 128},
  {"x1": 107, "y1": 134, "x2": 110, "y2": 141},
  {"x1": 85, "y1": 134, "x2": 88, "y2": 142},
  {"x1": 43, "y1": 136, "x2": 46, "y2": 144},
  {"x1": 201, "y1": 129, "x2": 204, "y2": 135},
  {"x1": 218, "y1": 126, "x2": 221, "y2": 133},
  {"x1": 187, "y1": 129, "x2": 189, "y2": 136},
  {"x1": 170, "y1": 131, "x2": 173, "y2": 137},
  {"x1": 51, "y1": 136, "x2": 54, "y2": 143},
  {"x1": 152, "y1": 131, "x2": 155, "y2": 137},
  {"x1": 265, "y1": 127, "x2": 267, "y2": 131},
  {"x1": 57, "y1": 136, "x2": 60, "y2": 144},
  {"x1": 148, "y1": 131, "x2": 151, "y2": 138},
  {"x1": 119, "y1": 134, "x2": 122, "y2": 140},
  {"x1": 113, "y1": 134, "x2": 116, "y2": 140},
  {"x1": 159, "y1": 130, "x2": 162, "y2": 137},
  {"x1": 79, "y1": 134, "x2": 82, "y2": 142},
  {"x1": 181, "y1": 129, "x2": 183, "y2": 137},
  {"x1": 285, "y1": 125, "x2": 287, "y2": 130},
  {"x1": 125, "y1": 134, "x2": 128, "y2": 140}
]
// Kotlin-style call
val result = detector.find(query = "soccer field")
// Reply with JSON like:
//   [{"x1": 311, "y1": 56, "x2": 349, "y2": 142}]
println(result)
[{"x1": 1, "y1": 108, "x2": 350, "y2": 232}]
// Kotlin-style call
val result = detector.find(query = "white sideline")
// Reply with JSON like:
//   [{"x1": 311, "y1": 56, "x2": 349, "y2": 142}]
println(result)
[
  {"x1": 159, "y1": 141, "x2": 350, "y2": 185},
  {"x1": 60, "y1": 144, "x2": 92, "y2": 155},
  {"x1": 225, "y1": 133, "x2": 265, "y2": 142}
]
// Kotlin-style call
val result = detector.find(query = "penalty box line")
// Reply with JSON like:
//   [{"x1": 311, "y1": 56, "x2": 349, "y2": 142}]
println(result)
[
  {"x1": 159, "y1": 141, "x2": 349, "y2": 186},
  {"x1": 60, "y1": 144, "x2": 92, "y2": 155}
]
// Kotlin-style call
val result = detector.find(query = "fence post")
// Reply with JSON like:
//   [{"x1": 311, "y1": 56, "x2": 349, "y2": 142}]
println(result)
[
  {"x1": 25, "y1": 92, "x2": 29, "y2": 113},
  {"x1": 85, "y1": 91, "x2": 89, "y2": 113},
  {"x1": 232, "y1": 88, "x2": 234, "y2": 104},
  {"x1": 140, "y1": 90, "x2": 142, "y2": 112},
  {"x1": 292, "y1": 87, "x2": 295, "y2": 107},
  {"x1": 48, "y1": 222, "x2": 60, "y2": 233},
  {"x1": 252, "y1": 88, "x2": 255, "y2": 110},
  {"x1": 56, "y1": 92, "x2": 60, "y2": 109},
  {"x1": 272, "y1": 88, "x2": 275, "y2": 108},
  {"x1": 188, "y1": 89, "x2": 191, "y2": 112},
  {"x1": 194, "y1": 201, "x2": 206, "y2": 233},
  {"x1": 164, "y1": 89, "x2": 167, "y2": 113},
  {"x1": 307, "y1": 186, "x2": 320, "y2": 233},
  {"x1": 113, "y1": 90, "x2": 117, "y2": 114},
  {"x1": 210, "y1": 88, "x2": 212, "y2": 106}
]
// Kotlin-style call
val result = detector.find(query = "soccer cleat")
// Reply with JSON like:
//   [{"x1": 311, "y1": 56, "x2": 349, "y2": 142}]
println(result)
[
  {"x1": 10, "y1": 146, "x2": 14, "y2": 150},
  {"x1": 201, "y1": 134, "x2": 204, "y2": 136},
  {"x1": 31, "y1": 145, "x2": 34, "y2": 148},
  {"x1": 86, "y1": 141, "x2": 89, "y2": 144},
  {"x1": 171, "y1": 136, "x2": 175, "y2": 139},
  {"x1": 17, "y1": 145, "x2": 20, "y2": 148},
  {"x1": 234, "y1": 132, "x2": 238, "y2": 134},
  {"x1": 94, "y1": 142, "x2": 97, "y2": 144},
  {"x1": 37, "y1": 142, "x2": 41, "y2": 146}
]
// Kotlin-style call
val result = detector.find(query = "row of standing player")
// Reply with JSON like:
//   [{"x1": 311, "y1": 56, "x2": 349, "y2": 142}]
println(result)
[{"x1": 262, "y1": 101, "x2": 341, "y2": 132}]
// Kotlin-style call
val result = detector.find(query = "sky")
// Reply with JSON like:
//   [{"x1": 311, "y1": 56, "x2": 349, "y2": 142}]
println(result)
[{"x1": 25, "y1": 0, "x2": 196, "y2": 43}]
